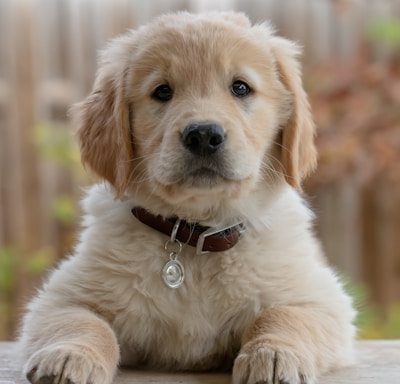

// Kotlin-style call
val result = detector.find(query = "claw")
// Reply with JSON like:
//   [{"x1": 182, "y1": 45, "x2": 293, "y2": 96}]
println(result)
[
  {"x1": 300, "y1": 374, "x2": 308, "y2": 384},
  {"x1": 37, "y1": 375, "x2": 55, "y2": 384},
  {"x1": 26, "y1": 367, "x2": 38, "y2": 383}
]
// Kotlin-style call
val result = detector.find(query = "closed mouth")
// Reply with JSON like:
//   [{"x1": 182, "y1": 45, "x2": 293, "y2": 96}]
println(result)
[
  {"x1": 191, "y1": 167, "x2": 220, "y2": 178},
  {"x1": 184, "y1": 167, "x2": 223, "y2": 187},
  {"x1": 156, "y1": 153, "x2": 244, "y2": 189}
]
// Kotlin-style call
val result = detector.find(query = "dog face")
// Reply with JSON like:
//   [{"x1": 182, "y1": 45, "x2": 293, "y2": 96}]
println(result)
[{"x1": 74, "y1": 12, "x2": 316, "y2": 216}]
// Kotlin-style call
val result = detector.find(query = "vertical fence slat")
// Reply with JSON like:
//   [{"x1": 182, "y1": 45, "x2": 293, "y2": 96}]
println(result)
[
  {"x1": 0, "y1": 0, "x2": 10, "y2": 248},
  {"x1": 312, "y1": 178, "x2": 362, "y2": 282},
  {"x1": 363, "y1": 181, "x2": 400, "y2": 307},
  {"x1": 6, "y1": 0, "x2": 43, "y2": 337}
]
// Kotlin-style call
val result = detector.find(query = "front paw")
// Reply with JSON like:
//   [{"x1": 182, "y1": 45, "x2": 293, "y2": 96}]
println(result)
[
  {"x1": 24, "y1": 343, "x2": 116, "y2": 384},
  {"x1": 232, "y1": 341, "x2": 315, "y2": 384}
]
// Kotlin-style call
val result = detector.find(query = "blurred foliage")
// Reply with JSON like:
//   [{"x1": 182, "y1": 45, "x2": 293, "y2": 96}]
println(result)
[
  {"x1": 0, "y1": 247, "x2": 16, "y2": 294},
  {"x1": 0, "y1": 245, "x2": 55, "y2": 339},
  {"x1": 32, "y1": 121, "x2": 81, "y2": 250},
  {"x1": 305, "y1": 56, "x2": 400, "y2": 188},
  {"x1": 32, "y1": 123, "x2": 81, "y2": 169},
  {"x1": 33, "y1": 122, "x2": 82, "y2": 226},
  {"x1": 51, "y1": 195, "x2": 78, "y2": 226},
  {"x1": 305, "y1": 18, "x2": 400, "y2": 189},
  {"x1": 346, "y1": 279, "x2": 400, "y2": 339},
  {"x1": 25, "y1": 247, "x2": 55, "y2": 276},
  {"x1": 304, "y1": 18, "x2": 400, "y2": 339},
  {"x1": 358, "y1": 304, "x2": 400, "y2": 340},
  {"x1": 0, "y1": 122, "x2": 81, "y2": 339},
  {"x1": 368, "y1": 19, "x2": 400, "y2": 48}
]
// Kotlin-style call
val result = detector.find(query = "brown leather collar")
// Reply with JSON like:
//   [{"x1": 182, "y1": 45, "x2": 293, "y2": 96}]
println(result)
[{"x1": 131, "y1": 207, "x2": 245, "y2": 254}]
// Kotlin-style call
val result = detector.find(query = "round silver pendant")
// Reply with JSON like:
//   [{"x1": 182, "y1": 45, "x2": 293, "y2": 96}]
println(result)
[{"x1": 162, "y1": 259, "x2": 185, "y2": 289}]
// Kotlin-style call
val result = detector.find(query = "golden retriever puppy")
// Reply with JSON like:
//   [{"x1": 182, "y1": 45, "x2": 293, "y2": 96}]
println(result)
[{"x1": 19, "y1": 11, "x2": 355, "y2": 384}]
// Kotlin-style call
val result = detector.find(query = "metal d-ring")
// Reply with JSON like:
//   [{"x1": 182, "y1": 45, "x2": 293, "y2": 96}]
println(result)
[
  {"x1": 164, "y1": 218, "x2": 182, "y2": 255},
  {"x1": 162, "y1": 218, "x2": 184, "y2": 289}
]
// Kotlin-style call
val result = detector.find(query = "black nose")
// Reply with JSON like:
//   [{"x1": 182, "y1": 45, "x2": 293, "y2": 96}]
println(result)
[{"x1": 182, "y1": 122, "x2": 225, "y2": 156}]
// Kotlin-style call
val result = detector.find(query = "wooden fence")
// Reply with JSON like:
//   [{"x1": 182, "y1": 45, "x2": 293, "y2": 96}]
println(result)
[{"x1": 0, "y1": 0, "x2": 399, "y2": 339}]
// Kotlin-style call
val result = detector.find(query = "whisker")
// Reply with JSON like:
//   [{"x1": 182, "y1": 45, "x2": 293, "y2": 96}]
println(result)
[
  {"x1": 261, "y1": 153, "x2": 297, "y2": 185},
  {"x1": 273, "y1": 140, "x2": 291, "y2": 155}
]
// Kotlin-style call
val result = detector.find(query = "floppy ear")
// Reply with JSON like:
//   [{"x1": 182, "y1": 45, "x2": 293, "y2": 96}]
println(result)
[
  {"x1": 72, "y1": 35, "x2": 135, "y2": 197},
  {"x1": 271, "y1": 37, "x2": 317, "y2": 190}
]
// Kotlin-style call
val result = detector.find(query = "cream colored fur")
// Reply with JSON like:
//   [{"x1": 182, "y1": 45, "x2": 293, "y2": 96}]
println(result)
[{"x1": 19, "y1": 12, "x2": 355, "y2": 384}]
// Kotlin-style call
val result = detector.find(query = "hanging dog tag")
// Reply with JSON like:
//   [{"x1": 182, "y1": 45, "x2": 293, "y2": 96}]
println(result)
[
  {"x1": 162, "y1": 219, "x2": 184, "y2": 288},
  {"x1": 162, "y1": 259, "x2": 184, "y2": 289}
]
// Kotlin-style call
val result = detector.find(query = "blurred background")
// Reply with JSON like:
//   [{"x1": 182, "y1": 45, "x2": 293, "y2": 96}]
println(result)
[{"x1": 0, "y1": 0, "x2": 399, "y2": 341}]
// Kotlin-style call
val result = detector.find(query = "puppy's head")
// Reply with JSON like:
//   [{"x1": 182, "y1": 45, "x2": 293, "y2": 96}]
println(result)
[{"x1": 74, "y1": 12, "x2": 316, "y2": 217}]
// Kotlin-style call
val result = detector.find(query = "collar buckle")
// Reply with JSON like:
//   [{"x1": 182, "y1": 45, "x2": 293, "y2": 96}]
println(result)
[{"x1": 196, "y1": 222, "x2": 246, "y2": 255}]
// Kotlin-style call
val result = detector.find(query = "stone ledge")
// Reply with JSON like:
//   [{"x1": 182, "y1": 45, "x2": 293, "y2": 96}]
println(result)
[{"x1": 1, "y1": 341, "x2": 399, "y2": 383}]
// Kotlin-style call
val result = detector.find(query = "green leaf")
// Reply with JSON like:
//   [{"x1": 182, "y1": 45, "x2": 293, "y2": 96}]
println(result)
[
  {"x1": 51, "y1": 195, "x2": 78, "y2": 225},
  {"x1": 25, "y1": 247, "x2": 55, "y2": 275},
  {"x1": 32, "y1": 123, "x2": 80, "y2": 167},
  {"x1": 367, "y1": 19, "x2": 400, "y2": 48},
  {"x1": 0, "y1": 247, "x2": 16, "y2": 293}
]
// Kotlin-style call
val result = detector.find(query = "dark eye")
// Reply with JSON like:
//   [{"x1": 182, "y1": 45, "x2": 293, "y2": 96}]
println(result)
[
  {"x1": 231, "y1": 80, "x2": 251, "y2": 98},
  {"x1": 152, "y1": 84, "x2": 173, "y2": 102}
]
